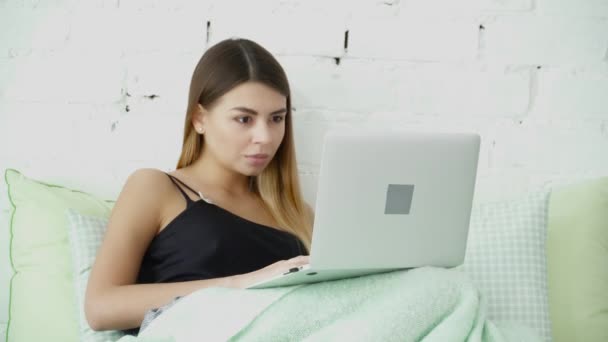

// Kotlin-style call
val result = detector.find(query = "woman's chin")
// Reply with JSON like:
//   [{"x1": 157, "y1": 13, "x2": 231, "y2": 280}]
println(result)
[
  {"x1": 239, "y1": 165, "x2": 266, "y2": 177},
  {"x1": 240, "y1": 160, "x2": 271, "y2": 176}
]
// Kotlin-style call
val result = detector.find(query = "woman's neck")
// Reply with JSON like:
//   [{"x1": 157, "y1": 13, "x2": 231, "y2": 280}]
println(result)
[{"x1": 183, "y1": 154, "x2": 252, "y2": 198}]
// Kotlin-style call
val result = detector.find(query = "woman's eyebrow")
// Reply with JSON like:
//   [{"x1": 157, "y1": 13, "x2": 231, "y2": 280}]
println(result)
[{"x1": 230, "y1": 106, "x2": 287, "y2": 115}]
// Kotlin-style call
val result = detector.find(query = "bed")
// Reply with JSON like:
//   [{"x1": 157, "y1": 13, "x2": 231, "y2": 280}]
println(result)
[{"x1": 1, "y1": 169, "x2": 606, "y2": 341}]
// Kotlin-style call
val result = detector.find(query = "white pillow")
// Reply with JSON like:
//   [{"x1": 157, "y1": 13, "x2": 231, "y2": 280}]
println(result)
[
  {"x1": 66, "y1": 209, "x2": 124, "y2": 342},
  {"x1": 461, "y1": 190, "x2": 552, "y2": 342}
]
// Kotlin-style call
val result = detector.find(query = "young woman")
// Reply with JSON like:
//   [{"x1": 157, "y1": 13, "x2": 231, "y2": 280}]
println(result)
[{"x1": 85, "y1": 38, "x2": 314, "y2": 334}]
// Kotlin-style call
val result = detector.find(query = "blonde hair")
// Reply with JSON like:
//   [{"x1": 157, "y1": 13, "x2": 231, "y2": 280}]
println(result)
[{"x1": 176, "y1": 38, "x2": 313, "y2": 251}]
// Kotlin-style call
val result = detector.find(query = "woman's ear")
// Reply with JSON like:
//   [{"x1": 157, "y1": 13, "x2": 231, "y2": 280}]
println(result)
[{"x1": 192, "y1": 104, "x2": 208, "y2": 134}]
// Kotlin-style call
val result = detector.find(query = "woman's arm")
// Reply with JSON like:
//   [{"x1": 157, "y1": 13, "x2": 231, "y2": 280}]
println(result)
[
  {"x1": 85, "y1": 169, "x2": 238, "y2": 331},
  {"x1": 85, "y1": 168, "x2": 310, "y2": 331}
]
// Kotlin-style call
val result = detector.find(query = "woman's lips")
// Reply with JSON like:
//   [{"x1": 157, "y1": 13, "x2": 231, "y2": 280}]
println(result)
[{"x1": 245, "y1": 154, "x2": 269, "y2": 166}]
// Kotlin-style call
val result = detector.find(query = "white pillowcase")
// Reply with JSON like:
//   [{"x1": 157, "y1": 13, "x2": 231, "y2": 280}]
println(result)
[
  {"x1": 66, "y1": 209, "x2": 124, "y2": 342},
  {"x1": 461, "y1": 190, "x2": 552, "y2": 342}
]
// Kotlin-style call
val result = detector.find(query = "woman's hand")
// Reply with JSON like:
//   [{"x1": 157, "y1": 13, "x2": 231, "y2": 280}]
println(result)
[{"x1": 232, "y1": 255, "x2": 310, "y2": 289}]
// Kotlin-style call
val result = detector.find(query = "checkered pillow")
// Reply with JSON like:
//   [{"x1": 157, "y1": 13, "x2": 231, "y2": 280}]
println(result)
[
  {"x1": 461, "y1": 190, "x2": 552, "y2": 342},
  {"x1": 66, "y1": 209, "x2": 124, "y2": 342}
]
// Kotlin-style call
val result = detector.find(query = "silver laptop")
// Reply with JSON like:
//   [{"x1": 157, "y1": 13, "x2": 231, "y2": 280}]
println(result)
[{"x1": 248, "y1": 129, "x2": 480, "y2": 289}]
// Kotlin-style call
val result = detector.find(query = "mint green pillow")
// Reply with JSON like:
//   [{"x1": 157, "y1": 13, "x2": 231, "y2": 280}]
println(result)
[
  {"x1": 5, "y1": 169, "x2": 113, "y2": 342},
  {"x1": 547, "y1": 177, "x2": 608, "y2": 342},
  {"x1": 66, "y1": 209, "x2": 124, "y2": 342},
  {"x1": 462, "y1": 190, "x2": 551, "y2": 341}
]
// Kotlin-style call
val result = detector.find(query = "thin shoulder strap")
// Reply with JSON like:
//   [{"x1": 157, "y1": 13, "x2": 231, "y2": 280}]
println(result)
[{"x1": 165, "y1": 173, "x2": 198, "y2": 204}]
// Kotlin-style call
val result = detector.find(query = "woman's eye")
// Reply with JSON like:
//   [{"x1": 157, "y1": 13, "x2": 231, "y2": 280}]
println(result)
[
  {"x1": 237, "y1": 116, "x2": 251, "y2": 124},
  {"x1": 272, "y1": 116, "x2": 284, "y2": 123}
]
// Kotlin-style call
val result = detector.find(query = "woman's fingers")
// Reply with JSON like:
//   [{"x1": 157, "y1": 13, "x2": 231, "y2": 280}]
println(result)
[
  {"x1": 268, "y1": 256, "x2": 308, "y2": 273},
  {"x1": 287, "y1": 255, "x2": 309, "y2": 266}
]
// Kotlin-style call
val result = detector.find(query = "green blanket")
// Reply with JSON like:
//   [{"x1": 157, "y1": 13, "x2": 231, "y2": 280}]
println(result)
[{"x1": 118, "y1": 267, "x2": 540, "y2": 342}]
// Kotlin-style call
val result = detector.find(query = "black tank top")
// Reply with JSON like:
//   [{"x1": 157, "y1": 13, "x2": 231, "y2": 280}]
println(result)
[{"x1": 136, "y1": 173, "x2": 307, "y2": 285}]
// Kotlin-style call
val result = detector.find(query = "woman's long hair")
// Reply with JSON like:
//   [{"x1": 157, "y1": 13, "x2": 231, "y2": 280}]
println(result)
[{"x1": 176, "y1": 38, "x2": 312, "y2": 251}]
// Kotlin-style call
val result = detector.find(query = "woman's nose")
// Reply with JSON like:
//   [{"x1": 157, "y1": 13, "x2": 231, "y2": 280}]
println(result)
[{"x1": 252, "y1": 122, "x2": 272, "y2": 144}]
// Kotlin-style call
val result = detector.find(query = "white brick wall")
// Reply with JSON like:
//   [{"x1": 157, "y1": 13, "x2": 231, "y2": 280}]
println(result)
[
  {"x1": 348, "y1": 14, "x2": 479, "y2": 61},
  {"x1": 1, "y1": 0, "x2": 608, "y2": 330},
  {"x1": 482, "y1": 14, "x2": 608, "y2": 65},
  {"x1": 539, "y1": 0, "x2": 608, "y2": 17},
  {"x1": 0, "y1": 0, "x2": 608, "y2": 202}
]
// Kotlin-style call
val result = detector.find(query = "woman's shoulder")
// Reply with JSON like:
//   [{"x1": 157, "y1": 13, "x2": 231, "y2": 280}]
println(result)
[
  {"x1": 119, "y1": 168, "x2": 175, "y2": 202},
  {"x1": 127, "y1": 167, "x2": 169, "y2": 180},
  {"x1": 124, "y1": 168, "x2": 172, "y2": 186}
]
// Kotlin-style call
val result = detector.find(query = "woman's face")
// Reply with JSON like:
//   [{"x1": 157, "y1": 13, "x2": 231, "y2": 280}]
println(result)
[{"x1": 196, "y1": 81, "x2": 287, "y2": 176}]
